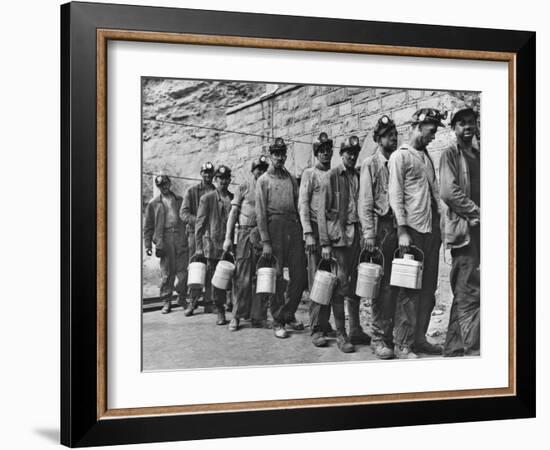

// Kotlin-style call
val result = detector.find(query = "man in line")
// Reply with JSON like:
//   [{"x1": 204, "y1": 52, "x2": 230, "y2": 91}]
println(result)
[
  {"x1": 388, "y1": 108, "x2": 445, "y2": 359},
  {"x1": 255, "y1": 138, "x2": 308, "y2": 339},
  {"x1": 439, "y1": 107, "x2": 481, "y2": 356},
  {"x1": 298, "y1": 132, "x2": 335, "y2": 348},
  {"x1": 190, "y1": 165, "x2": 234, "y2": 325},
  {"x1": 223, "y1": 156, "x2": 269, "y2": 331},
  {"x1": 318, "y1": 136, "x2": 372, "y2": 353},
  {"x1": 358, "y1": 116, "x2": 399, "y2": 359},
  {"x1": 143, "y1": 175, "x2": 189, "y2": 314},
  {"x1": 181, "y1": 162, "x2": 216, "y2": 313}
]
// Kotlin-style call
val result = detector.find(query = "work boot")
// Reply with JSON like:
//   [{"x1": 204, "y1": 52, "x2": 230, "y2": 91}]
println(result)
[
  {"x1": 286, "y1": 317, "x2": 305, "y2": 331},
  {"x1": 336, "y1": 332, "x2": 354, "y2": 353},
  {"x1": 311, "y1": 330, "x2": 328, "y2": 348},
  {"x1": 347, "y1": 299, "x2": 371, "y2": 345},
  {"x1": 183, "y1": 300, "x2": 197, "y2": 317},
  {"x1": 273, "y1": 323, "x2": 289, "y2": 339},
  {"x1": 229, "y1": 318, "x2": 239, "y2": 332},
  {"x1": 394, "y1": 344, "x2": 419, "y2": 359},
  {"x1": 371, "y1": 340, "x2": 395, "y2": 360},
  {"x1": 414, "y1": 341, "x2": 443, "y2": 355},
  {"x1": 161, "y1": 299, "x2": 171, "y2": 314},
  {"x1": 216, "y1": 310, "x2": 228, "y2": 326}
]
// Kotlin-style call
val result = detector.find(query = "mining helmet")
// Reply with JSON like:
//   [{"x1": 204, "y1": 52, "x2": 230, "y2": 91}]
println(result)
[
  {"x1": 215, "y1": 165, "x2": 232, "y2": 178},
  {"x1": 450, "y1": 106, "x2": 477, "y2": 127},
  {"x1": 154, "y1": 175, "x2": 171, "y2": 187},
  {"x1": 251, "y1": 155, "x2": 269, "y2": 172},
  {"x1": 269, "y1": 137, "x2": 287, "y2": 153},
  {"x1": 313, "y1": 132, "x2": 333, "y2": 155},
  {"x1": 200, "y1": 161, "x2": 215, "y2": 173},
  {"x1": 340, "y1": 135, "x2": 361, "y2": 154},
  {"x1": 373, "y1": 115, "x2": 397, "y2": 142},
  {"x1": 412, "y1": 108, "x2": 447, "y2": 127}
]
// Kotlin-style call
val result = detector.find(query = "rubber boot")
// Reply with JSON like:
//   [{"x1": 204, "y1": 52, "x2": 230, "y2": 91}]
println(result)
[
  {"x1": 347, "y1": 298, "x2": 371, "y2": 345},
  {"x1": 161, "y1": 298, "x2": 171, "y2": 314}
]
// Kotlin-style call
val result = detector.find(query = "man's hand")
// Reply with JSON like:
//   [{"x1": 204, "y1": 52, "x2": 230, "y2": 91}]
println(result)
[
  {"x1": 155, "y1": 248, "x2": 165, "y2": 258},
  {"x1": 321, "y1": 246, "x2": 332, "y2": 261},
  {"x1": 397, "y1": 226, "x2": 412, "y2": 253},
  {"x1": 364, "y1": 237, "x2": 376, "y2": 253},
  {"x1": 223, "y1": 238, "x2": 232, "y2": 253},
  {"x1": 146, "y1": 248, "x2": 153, "y2": 257},
  {"x1": 304, "y1": 233, "x2": 317, "y2": 254},
  {"x1": 469, "y1": 217, "x2": 480, "y2": 227},
  {"x1": 262, "y1": 242, "x2": 273, "y2": 259}
]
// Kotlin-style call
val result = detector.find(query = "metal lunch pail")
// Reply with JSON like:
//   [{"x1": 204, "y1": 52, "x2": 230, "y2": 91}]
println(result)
[
  {"x1": 256, "y1": 255, "x2": 277, "y2": 294},
  {"x1": 310, "y1": 258, "x2": 338, "y2": 305},
  {"x1": 389, "y1": 246, "x2": 424, "y2": 290},
  {"x1": 355, "y1": 248, "x2": 384, "y2": 299},
  {"x1": 187, "y1": 253, "x2": 207, "y2": 289},
  {"x1": 211, "y1": 252, "x2": 235, "y2": 290}
]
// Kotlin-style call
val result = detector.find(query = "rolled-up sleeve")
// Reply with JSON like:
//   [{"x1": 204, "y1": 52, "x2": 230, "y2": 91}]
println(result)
[
  {"x1": 358, "y1": 160, "x2": 376, "y2": 239},
  {"x1": 298, "y1": 169, "x2": 314, "y2": 236},
  {"x1": 255, "y1": 177, "x2": 270, "y2": 243},
  {"x1": 439, "y1": 149, "x2": 480, "y2": 220},
  {"x1": 389, "y1": 152, "x2": 407, "y2": 227}
]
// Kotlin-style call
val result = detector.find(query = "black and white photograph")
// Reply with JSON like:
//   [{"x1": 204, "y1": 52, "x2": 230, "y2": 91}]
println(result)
[{"x1": 141, "y1": 78, "x2": 481, "y2": 370}]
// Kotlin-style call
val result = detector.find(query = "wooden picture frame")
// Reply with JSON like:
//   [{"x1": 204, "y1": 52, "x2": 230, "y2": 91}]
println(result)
[{"x1": 61, "y1": 1, "x2": 535, "y2": 446}]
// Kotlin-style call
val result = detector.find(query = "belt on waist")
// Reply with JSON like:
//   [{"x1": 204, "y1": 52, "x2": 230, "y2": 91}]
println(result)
[
  {"x1": 268, "y1": 214, "x2": 299, "y2": 223},
  {"x1": 163, "y1": 227, "x2": 181, "y2": 232},
  {"x1": 239, "y1": 224, "x2": 257, "y2": 229}
]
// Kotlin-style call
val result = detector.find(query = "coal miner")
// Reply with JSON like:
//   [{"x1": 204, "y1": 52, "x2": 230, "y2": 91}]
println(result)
[
  {"x1": 439, "y1": 107, "x2": 481, "y2": 356},
  {"x1": 255, "y1": 137, "x2": 308, "y2": 339},
  {"x1": 223, "y1": 155, "x2": 269, "y2": 332},
  {"x1": 143, "y1": 175, "x2": 189, "y2": 314},
  {"x1": 318, "y1": 136, "x2": 372, "y2": 353},
  {"x1": 358, "y1": 115, "x2": 399, "y2": 359},
  {"x1": 388, "y1": 108, "x2": 444, "y2": 359},
  {"x1": 187, "y1": 165, "x2": 234, "y2": 325},
  {"x1": 180, "y1": 161, "x2": 216, "y2": 312},
  {"x1": 298, "y1": 132, "x2": 335, "y2": 348}
]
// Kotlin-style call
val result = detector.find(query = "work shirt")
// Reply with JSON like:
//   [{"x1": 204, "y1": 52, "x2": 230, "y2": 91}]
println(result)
[
  {"x1": 388, "y1": 143, "x2": 440, "y2": 234},
  {"x1": 298, "y1": 163, "x2": 330, "y2": 237},
  {"x1": 180, "y1": 181, "x2": 216, "y2": 230},
  {"x1": 255, "y1": 166, "x2": 300, "y2": 243},
  {"x1": 195, "y1": 188, "x2": 234, "y2": 259},
  {"x1": 232, "y1": 180, "x2": 258, "y2": 227},
  {"x1": 359, "y1": 149, "x2": 392, "y2": 239},
  {"x1": 439, "y1": 142, "x2": 480, "y2": 249},
  {"x1": 161, "y1": 193, "x2": 179, "y2": 228}
]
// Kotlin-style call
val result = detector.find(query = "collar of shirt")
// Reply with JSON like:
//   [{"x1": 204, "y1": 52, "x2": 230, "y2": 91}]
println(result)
[
  {"x1": 267, "y1": 165, "x2": 290, "y2": 179},
  {"x1": 375, "y1": 149, "x2": 390, "y2": 169},
  {"x1": 314, "y1": 162, "x2": 330, "y2": 171}
]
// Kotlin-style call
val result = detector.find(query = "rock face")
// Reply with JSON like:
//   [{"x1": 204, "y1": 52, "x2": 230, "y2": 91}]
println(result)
[{"x1": 142, "y1": 78, "x2": 266, "y2": 208}]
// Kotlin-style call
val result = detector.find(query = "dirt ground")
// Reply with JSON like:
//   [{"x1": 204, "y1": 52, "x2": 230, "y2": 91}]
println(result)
[{"x1": 142, "y1": 249, "x2": 453, "y2": 371}]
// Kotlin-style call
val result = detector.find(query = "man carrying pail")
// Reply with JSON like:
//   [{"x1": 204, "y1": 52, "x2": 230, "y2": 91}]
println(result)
[
  {"x1": 180, "y1": 162, "x2": 216, "y2": 312},
  {"x1": 318, "y1": 136, "x2": 372, "y2": 353},
  {"x1": 143, "y1": 175, "x2": 189, "y2": 314},
  {"x1": 439, "y1": 106, "x2": 481, "y2": 356},
  {"x1": 255, "y1": 137, "x2": 308, "y2": 339},
  {"x1": 388, "y1": 108, "x2": 445, "y2": 359},
  {"x1": 299, "y1": 132, "x2": 336, "y2": 348},
  {"x1": 358, "y1": 115, "x2": 399, "y2": 359},
  {"x1": 223, "y1": 156, "x2": 269, "y2": 331},
  {"x1": 186, "y1": 165, "x2": 234, "y2": 326}
]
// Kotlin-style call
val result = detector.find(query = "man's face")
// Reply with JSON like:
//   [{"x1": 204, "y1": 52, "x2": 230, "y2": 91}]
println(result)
[
  {"x1": 453, "y1": 113, "x2": 477, "y2": 143},
  {"x1": 379, "y1": 128, "x2": 398, "y2": 152},
  {"x1": 201, "y1": 171, "x2": 213, "y2": 184},
  {"x1": 159, "y1": 182, "x2": 171, "y2": 195},
  {"x1": 341, "y1": 149, "x2": 358, "y2": 170},
  {"x1": 316, "y1": 145, "x2": 333, "y2": 165},
  {"x1": 414, "y1": 123, "x2": 439, "y2": 149},
  {"x1": 217, "y1": 176, "x2": 231, "y2": 190},
  {"x1": 252, "y1": 166, "x2": 267, "y2": 180},
  {"x1": 270, "y1": 151, "x2": 287, "y2": 169}
]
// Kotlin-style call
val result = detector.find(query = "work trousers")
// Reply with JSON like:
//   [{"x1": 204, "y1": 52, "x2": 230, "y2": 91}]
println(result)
[
  {"x1": 370, "y1": 216, "x2": 399, "y2": 345},
  {"x1": 159, "y1": 229, "x2": 189, "y2": 301},
  {"x1": 393, "y1": 214, "x2": 441, "y2": 347},
  {"x1": 233, "y1": 226, "x2": 263, "y2": 320},
  {"x1": 307, "y1": 222, "x2": 332, "y2": 334},
  {"x1": 444, "y1": 226, "x2": 480, "y2": 355},
  {"x1": 321, "y1": 223, "x2": 362, "y2": 335},
  {"x1": 258, "y1": 217, "x2": 307, "y2": 325}
]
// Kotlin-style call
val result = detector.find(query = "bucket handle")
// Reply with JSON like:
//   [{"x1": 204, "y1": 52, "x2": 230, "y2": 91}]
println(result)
[
  {"x1": 393, "y1": 245, "x2": 424, "y2": 264},
  {"x1": 221, "y1": 251, "x2": 235, "y2": 264},
  {"x1": 317, "y1": 257, "x2": 338, "y2": 275},
  {"x1": 190, "y1": 253, "x2": 207, "y2": 264},
  {"x1": 359, "y1": 247, "x2": 385, "y2": 269},
  {"x1": 256, "y1": 254, "x2": 278, "y2": 271}
]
